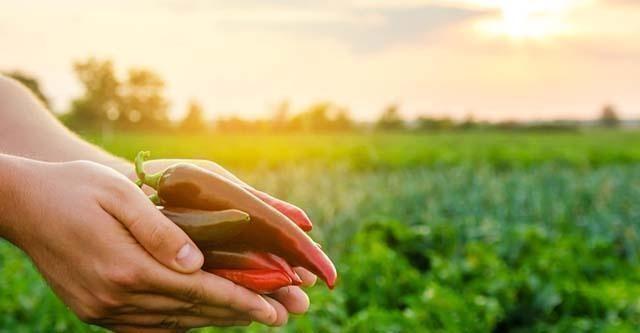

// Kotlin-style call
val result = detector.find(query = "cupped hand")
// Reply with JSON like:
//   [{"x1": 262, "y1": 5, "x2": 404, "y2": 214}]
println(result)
[
  {"x1": 2, "y1": 158, "x2": 287, "y2": 331},
  {"x1": 136, "y1": 159, "x2": 318, "y2": 314}
]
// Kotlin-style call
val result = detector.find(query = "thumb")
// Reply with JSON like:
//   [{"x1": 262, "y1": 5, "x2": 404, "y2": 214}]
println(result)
[{"x1": 101, "y1": 184, "x2": 204, "y2": 274}]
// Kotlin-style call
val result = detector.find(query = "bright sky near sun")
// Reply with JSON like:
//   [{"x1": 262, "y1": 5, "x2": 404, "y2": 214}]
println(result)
[{"x1": 1, "y1": 0, "x2": 639, "y2": 121}]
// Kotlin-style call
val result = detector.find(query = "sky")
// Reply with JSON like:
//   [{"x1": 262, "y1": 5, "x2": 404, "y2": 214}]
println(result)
[{"x1": 1, "y1": 0, "x2": 639, "y2": 121}]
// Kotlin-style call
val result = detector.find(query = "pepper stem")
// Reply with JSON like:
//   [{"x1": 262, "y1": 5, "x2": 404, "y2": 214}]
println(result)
[
  {"x1": 134, "y1": 151, "x2": 163, "y2": 189},
  {"x1": 148, "y1": 193, "x2": 162, "y2": 205}
]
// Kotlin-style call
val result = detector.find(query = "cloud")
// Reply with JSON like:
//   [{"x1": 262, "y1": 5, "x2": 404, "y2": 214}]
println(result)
[
  {"x1": 276, "y1": 6, "x2": 483, "y2": 51},
  {"x1": 157, "y1": 1, "x2": 487, "y2": 51}
]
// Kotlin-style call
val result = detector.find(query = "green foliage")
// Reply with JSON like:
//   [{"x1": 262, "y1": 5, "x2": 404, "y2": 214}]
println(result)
[
  {"x1": 89, "y1": 130, "x2": 640, "y2": 170},
  {"x1": 2, "y1": 131, "x2": 640, "y2": 332}
]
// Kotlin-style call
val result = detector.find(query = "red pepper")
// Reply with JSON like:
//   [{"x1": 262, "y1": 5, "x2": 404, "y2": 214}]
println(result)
[
  {"x1": 210, "y1": 269, "x2": 292, "y2": 294},
  {"x1": 204, "y1": 250, "x2": 302, "y2": 293},
  {"x1": 138, "y1": 152, "x2": 337, "y2": 289},
  {"x1": 162, "y1": 208, "x2": 302, "y2": 293},
  {"x1": 202, "y1": 250, "x2": 302, "y2": 285},
  {"x1": 246, "y1": 189, "x2": 313, "y2": 232}
]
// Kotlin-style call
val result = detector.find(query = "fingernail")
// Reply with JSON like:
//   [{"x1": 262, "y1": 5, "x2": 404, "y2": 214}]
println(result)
[{"x1": 176, "y1": 243, "x2": 202, "y2": 270}]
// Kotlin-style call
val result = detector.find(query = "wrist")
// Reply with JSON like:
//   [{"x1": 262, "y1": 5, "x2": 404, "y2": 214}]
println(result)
[{"x1": 0, "y1": 154, "x2": 34, "y2": 244}]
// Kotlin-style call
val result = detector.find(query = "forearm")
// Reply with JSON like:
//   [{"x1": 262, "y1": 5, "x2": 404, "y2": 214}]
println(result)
[
  {"x1": 0, "y1": 76, "x2": 247, "y2": 184},
  {"x1": 0, "y1": 76, "x2": 131, "y2": 175},
  {"x1": 0, "y1": 153, "x2": 33, "y2": 242}
]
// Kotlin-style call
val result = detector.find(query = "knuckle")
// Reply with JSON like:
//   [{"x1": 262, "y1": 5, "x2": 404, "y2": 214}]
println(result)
[
  {"x1": 178, "y1": 302, "x2": 202, "y2": 316},
  {"x1": 147, "y1": 222, "x2": 174, "y2": 252},
  {"x1": 123, "y1": 209, "x2": 146, "y2": 232},
  {"x1": 93, "y1": 175, "x2": 133, "y2": 205},
  {"x1": 94, "y1": 291, "x2": 124, "y2": 311},
  {"x1": 76, "y1": 302, "x2": 107, "y2": 324},
  {"x1": 182, "y1": 282, "x2": 205, "y2": 302},
  {"x1": 105, "y1": 266, "x2": 144, "y2": 290},
  {"x1": 265, "y1": 309, "x2": 279, "y2": 325},
  {"x1": 159, "y1": 316, "x2": 181, "y2": 329},
  {"x1": 106, "y1": 179, "x2": 132, "y2": 203}
]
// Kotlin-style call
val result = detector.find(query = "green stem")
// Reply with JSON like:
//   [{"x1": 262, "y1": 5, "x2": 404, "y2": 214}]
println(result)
[
  {"x1": 148, "y1": 193, "x2": 162, "y2": 205},
  {"x1": 134, "y1": 151, "x2": 163, "y2": 189}
]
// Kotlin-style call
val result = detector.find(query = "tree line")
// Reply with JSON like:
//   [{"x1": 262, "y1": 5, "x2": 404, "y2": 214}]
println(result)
[{"x1": 3, "y1": 57, "x2": 625, "y2": 133}]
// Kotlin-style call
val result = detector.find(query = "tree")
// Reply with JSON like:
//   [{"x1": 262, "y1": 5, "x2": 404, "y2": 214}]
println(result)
[
  {"x1": 416, "y1": 116, "x2": 454, "y2": 131},
  {"x1": 215, "y1": 116, "x2": 268, "y2": 132},
  {"x1": 4, "y1": 71, "x2": 51, "y2": 109},
  {"x1": 290, "y1": 102, "x2": 331, "y2": 131},
  {"x1": 600, "y1": 104, "x2": 620, "y2": 128},
  {"x1": 332, "y1": 107, "x2": 355, "y2": 131},
  {"x1": 68, "y1": 58, "x2": 120, "y2": 127},
  {"x1": 376, "y1": 104, "x2": 405, "y2": 130},
  {"x1": 289, "y1": 102, "x2": 354, "y2": 132},
  {"x1": 67, "y1": 58, "x2": 171, "y2": 131},
  {"x1": 119, "y1": 69, "x2": 170, "y2": 129},
  {"x1": 180, "y1": 100, "x2": 206, "y2": 132},
  {"x1": 459, "y1": 113, "x2": 477, "y2": 130}
]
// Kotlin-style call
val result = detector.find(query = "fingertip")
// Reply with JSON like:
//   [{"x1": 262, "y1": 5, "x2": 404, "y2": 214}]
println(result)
[
  {"x1": 294, "y1": 267, "x2": 317, "y2": 287},
  {"x1": 249, "y1": 298, "x2": 279, "y2": 326},
  {"x1": 263, "y1": 296, "x2": 289, "y2": 327},
  {"x1": 270, "y1": 286, "x2": 310, "y2": 315},
  {"x1": 174, "y1": 243, "x2": 204, "y2": 273}
]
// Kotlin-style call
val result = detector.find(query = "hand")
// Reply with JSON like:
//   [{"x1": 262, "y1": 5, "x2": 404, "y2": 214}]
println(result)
[
  {"x1": 0, "y1": 157, "x2": 287, "y2": 332},
  {"x1": 135, "y1": 159, "x2": 318, "y2": 313}
]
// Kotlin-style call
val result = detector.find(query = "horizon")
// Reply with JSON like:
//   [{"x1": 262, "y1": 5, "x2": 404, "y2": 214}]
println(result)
[{"x1": 1, "y1": 0, "x2": 639, "y2": 122}]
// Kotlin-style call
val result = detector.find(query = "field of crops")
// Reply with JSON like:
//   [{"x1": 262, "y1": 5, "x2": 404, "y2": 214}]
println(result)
[{"x1": 2, "y1": 130, "x2": 640, "y2": 332}]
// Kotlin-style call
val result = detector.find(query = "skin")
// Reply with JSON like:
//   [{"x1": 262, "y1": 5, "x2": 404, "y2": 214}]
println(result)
[{"x1": 0, "y1": 75, "x2": 316, "y2": 332}]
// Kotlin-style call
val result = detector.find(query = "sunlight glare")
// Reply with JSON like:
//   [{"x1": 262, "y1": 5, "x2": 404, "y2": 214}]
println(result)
[{"x1": 475, "y1": 0, "x2": 582, "y2": 40}]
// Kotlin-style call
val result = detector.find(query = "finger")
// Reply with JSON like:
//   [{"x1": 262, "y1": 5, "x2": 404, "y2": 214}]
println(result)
[
  {"x1": 294, "y1": 267, "x2": 317, "y2": 287},
  {"x1": 108, "y1": 327, "x2": 185, "y2": 333},
  {"x1": 104, "y1": 314, "x2": 252, "y2": 329},
  {"x1": 269, "y1": 286, "x2": 310, "y2": 315},
  {"x1": 100, "y1": 182, "x2": 204, "y2": 273},
  {"x1": 147, "y1": 269, "x2": 278, "y2": 325},
  {"x1": 263, "y1": 296, "x2": 289, "y2": 327},
  {"x1": 120, "y1": 294, "x2": 249, "y2": 320},
  {"x1": 247, "y1": 188, "x2": 313, "y2": 231}
]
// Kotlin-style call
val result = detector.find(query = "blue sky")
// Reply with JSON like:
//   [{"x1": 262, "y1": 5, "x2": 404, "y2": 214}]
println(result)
[{"x1": 1, "y1": 0, "x2": 639, "y2": 121}]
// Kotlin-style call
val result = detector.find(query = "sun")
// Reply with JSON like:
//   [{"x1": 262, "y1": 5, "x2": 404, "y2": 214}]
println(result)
[{"x1": 476, "y1": 0, "x2": 577, "y2": 40}]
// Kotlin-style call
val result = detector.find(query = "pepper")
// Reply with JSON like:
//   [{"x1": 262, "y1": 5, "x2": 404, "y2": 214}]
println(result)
[
  {"x1": 162, "y1": 207, "x2": 302, "y2": 293},
  {"x1": 212, "y1": 269, "x2": 293, "y2": 294},
  {"x1": 204, "y1": 251, "x2": 303, "y2": 293},
  {"x1": 161, "y1": 207, "x2": 251, "y2": 246},
  {"x1": 246, "y1": 189, "x2": 313, "y2": 232},
  {"x1": 137, "y1": 152, "x2": 337, "y2": 289}
]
